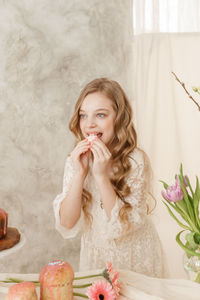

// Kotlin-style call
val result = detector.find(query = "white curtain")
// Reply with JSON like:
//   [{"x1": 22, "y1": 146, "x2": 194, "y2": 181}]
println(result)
[
  {"x1": 133, "y1": 0, "x2": 200, "y2": 34},
  {"x1": 132, "y1": 0, "x2": 200, "y2": 279}
]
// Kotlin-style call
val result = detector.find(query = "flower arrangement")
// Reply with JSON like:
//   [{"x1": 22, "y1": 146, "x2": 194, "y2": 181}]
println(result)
[
  {"x1": 161, "y1": 164, "x2": 200, "y2": 258},
  {"x1": 2, "y1": 262, "x2": 120, "y2": 299}
]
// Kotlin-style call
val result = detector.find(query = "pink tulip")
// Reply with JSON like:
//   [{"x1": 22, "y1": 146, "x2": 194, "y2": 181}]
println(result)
[{"x1": 162, "y1": 184, "x2": 183, "y2": 202}]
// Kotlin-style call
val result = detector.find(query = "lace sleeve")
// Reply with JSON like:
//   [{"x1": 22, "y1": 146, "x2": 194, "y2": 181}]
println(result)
[
  {"x1": 106, "y1": 149, "x2": 149, "y2": 240},
  {"x1": 53, "y1": 156, "x2": 83, "y2": 239}
]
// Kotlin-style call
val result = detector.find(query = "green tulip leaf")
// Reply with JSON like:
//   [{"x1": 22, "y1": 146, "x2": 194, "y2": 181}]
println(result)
[
  {"x1": 174, "y1": 202, "x2": 194, "y2": 228},
  {"x1": 179, "y1": 163, "x2": 183, "y2": 176},
  {"x1": 167, "y1": 200, "x2": 193, "y2": 228},
  {"x1": 162, "y1": 201, "x2": 191, "y2": 230},
  {"x1": 176, "y1": 231, "x2": 200, "y2": 258},
  {"x1": 185, "y1": 241, "x2": 198, "y2": 251},
  {"x1": 193, "y1": 177, "x2": 200, "y2": 229},
  {"x1": 195, "y1": 176, "x2": 200, "y2": 197},
  {"x1": 176, "y1": 199, "x2": 188, "y2": 214},
  {"x1": 194, "y1": 232, "x2": 200, "y2": 245},
  {"x1": 186, "y1": 178, "x2": 194, "y2": 198},
  {"x1": 185, "y1": 232, "x2": 195, "y2": 244},
  {"x1": 185, "y1": 241, "x2": 198, "y2": 258},
  {"x1": 159, "y1": 180, "x2": 168, "y2": 189},
  {"x1": 187, "y1": 194, "x2": 194, "y2": 209},
  {"x1": 185, "y1": 232, "x2": 199, "y2": 248},
  {"x1": 179, "y1": 177, "x2": 195, "y2": 225}
]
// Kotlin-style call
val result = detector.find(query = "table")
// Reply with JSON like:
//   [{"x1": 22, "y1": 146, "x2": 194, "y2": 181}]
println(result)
[{"x1": 0, "y1": 269, "x2": 200, "y2": 300}]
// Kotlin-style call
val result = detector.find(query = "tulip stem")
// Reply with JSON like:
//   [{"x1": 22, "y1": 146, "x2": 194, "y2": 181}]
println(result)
[
  {"x1": 73, "y1": 283, "x2": 92, "y2": 288},
  {"x1": 4, "y1": 278, "x2": 40, "y2": 286},
  {"x1": 175, "y1": 202, "x2": 197, "y2": 231},
  {"x1": 73, "y1": 292, "x2": 88, "y2": 298},
  {"x1": 3, "y1": 279, "x2": 93, "y2": 289},
  {"x1": 5, "y1": 272, "x2": 103, "y2": 284},
  {"x1": 74, "y1": 273, "x2": 103, "y2": 280}
]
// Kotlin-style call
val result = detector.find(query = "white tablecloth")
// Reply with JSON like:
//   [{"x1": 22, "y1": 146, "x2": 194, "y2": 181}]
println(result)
[{"x1": 0, "y1": 269, "x2": 200, "y2": 300}]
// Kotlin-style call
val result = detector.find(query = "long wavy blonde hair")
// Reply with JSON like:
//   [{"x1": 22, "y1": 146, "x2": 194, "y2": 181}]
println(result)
[{"x1": 69, "y1": 78, "x2": 150, "y2": 237}]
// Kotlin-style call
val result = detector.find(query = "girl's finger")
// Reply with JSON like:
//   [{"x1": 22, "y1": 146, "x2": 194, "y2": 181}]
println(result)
[
  {"x1": 73, "y1": 145, "x2": 90, "y2": 158},
  {"x1": 92, "y1": 140, "x2": 111, "y2": 158},
  {"x1": 77, "y1": 147, "x2": 90, "y2": 156},
  {"x1": 90, "y1": 145, "x2": 100, "y2": 160},
  {"x1": 91, "y1": 143, "x2": 104, "y2": 159},
  {"x1": 76, "y1": 139, "x2": 90, "y2": 148}
]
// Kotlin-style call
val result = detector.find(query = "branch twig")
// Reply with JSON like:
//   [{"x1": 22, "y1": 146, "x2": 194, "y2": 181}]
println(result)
[{"x1": 172, "y1": 71, "x2": 200, "y2": 111}]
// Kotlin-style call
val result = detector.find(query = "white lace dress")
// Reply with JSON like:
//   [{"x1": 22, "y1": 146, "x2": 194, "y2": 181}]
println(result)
[{"x1": 53, "y1": 148, "x2": 164, "y2": 277}]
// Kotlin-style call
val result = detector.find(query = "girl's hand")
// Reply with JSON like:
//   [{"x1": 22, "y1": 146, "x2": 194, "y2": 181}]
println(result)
[
  {"x1": 90, "y1": 139, "x2": 112, "y2": 179},
  {"x1": 70, "y1": 139, "x2": 91, "y2": 178}
]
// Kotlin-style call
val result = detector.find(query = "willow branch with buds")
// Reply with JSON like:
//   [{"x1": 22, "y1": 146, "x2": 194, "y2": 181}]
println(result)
[{"x1": 172, "y1": 71, "x2": 200, "y2": 111}]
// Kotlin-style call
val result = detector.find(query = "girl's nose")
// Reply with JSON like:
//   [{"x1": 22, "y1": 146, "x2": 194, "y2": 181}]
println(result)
[{"x1": 86, "y1": 116, "x2": 96, "y2": 127}]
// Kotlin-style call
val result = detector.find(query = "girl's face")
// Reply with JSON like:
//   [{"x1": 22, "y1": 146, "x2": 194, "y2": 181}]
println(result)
[{"x1": 79, "y1": 92, "x2": 116, "y2": 146}]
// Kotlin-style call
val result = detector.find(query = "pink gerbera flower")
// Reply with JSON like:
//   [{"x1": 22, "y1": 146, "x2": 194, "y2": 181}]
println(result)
[
  {"x1": 106, "y1": 262, "x2": 120, "y2": 299},
  {"x1": 86, "y1": 280, "x2": 115, "y2": 300}
]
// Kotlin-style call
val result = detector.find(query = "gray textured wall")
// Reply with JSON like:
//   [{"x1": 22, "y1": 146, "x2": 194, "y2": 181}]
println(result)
[{"x1": 0, "y1": 0, "x2": 133, "y2": 273}]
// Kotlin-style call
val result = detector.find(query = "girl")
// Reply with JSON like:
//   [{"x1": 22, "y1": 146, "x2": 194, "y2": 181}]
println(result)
[{"x1": 53, "y1": 78, "x2": 164, "y2": 277}]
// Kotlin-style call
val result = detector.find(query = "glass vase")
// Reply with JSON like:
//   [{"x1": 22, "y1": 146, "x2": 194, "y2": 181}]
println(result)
[{"x1": 183, "y1": 254, "x2": 200, "y2": 283}]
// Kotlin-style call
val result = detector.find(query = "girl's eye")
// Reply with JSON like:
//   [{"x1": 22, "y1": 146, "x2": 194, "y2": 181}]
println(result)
[
  {"x1": 97, "y1": 113, "x2": 105, "y2": 118},
  {"x1": 79, "y1": 114, "x2": 86, "y2": 119}
]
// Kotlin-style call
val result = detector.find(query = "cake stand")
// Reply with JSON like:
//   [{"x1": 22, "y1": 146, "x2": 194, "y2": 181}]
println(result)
[{"x1": 0, "y1": 233, "x2": 26, "y2": 259}]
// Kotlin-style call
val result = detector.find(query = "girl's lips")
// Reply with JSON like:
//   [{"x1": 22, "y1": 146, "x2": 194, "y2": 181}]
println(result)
[
  {"x1": 87, "y1": 133, "x2": 103, "y2": 142},
  {"x1": 87, "y1": 132, "x2": 102, "y2": 137}
]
